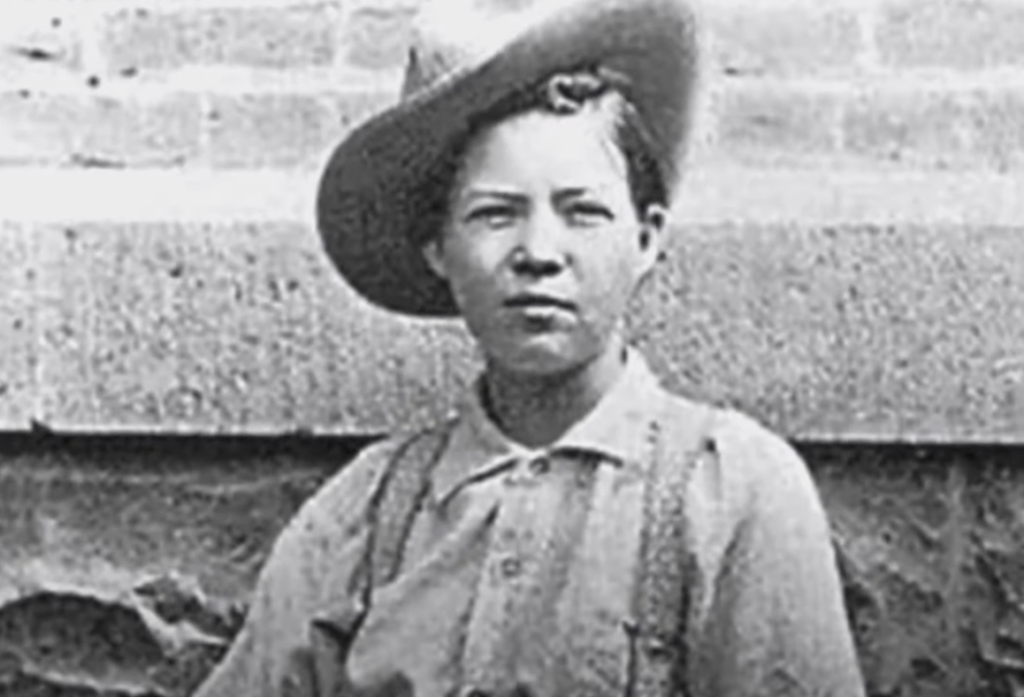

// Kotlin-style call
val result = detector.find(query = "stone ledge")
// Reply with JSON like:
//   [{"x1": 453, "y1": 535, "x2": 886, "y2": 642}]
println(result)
[{"x1": 0, "y1": 220, "x2": 1019, "y2": 442}]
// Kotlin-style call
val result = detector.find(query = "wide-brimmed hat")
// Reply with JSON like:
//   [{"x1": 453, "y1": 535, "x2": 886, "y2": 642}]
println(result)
[{"x1": 317, "y1": 0, "x2": 701, "y2": 317}]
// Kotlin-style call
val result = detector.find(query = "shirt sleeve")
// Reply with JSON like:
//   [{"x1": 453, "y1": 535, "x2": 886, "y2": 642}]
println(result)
[
  {"x1": 191, "y1": 438, "x2": 396, "y2": 697},
  {"x1": 686, "y1": 411, "x2": 866, "y2": 697}
]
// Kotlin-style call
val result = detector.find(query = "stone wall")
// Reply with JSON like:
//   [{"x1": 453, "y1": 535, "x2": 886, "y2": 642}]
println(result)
[
  {"x1": 3, "y1": 438, "x2": 1023, "y2": 696},
  {"x1": 1, "y1": 0, "x2": 1023, "y2": 695}
]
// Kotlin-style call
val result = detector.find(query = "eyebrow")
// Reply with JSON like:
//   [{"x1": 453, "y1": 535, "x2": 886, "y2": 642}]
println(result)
[
  {"x1": 455, "y1": 188, "x2": 528, "y2": 207},
  {"x1": 552, "y1": 187, "x2": 594, "y2": 204},
  {"x1": 461, "y1": 186, "x2": 599, "y2": 201}
]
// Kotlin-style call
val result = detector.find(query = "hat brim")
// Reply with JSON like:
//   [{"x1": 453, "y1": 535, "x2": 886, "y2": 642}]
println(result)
[{"x1": 317, "y1": 0, "x2": 700, "y2": 317}]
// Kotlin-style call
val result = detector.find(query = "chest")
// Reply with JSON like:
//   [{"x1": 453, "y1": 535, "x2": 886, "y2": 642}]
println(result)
[{"x1": 345, "y1": 456, "x2": 650, "y2": 697}]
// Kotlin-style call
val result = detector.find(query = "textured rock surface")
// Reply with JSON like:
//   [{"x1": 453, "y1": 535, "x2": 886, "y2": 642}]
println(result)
[
  {"x1": 1, "y1": 438, "x2": 1022, "y2": 696},
  {"x1": 6, "y1": 221, "x2": 1020, "y2": 441},
  {"x1": 0, "y1": 434, "x2": 368, "y2": 696},
  {"x1": 811, "y1": 443, "x2": 1024, "y2": 696}
]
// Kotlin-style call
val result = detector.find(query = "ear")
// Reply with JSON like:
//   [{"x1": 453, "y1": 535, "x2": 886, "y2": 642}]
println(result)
[
  {"x1": 421, "y1": 238, "x2": 449, "y2": 280},
  {"x1": 637, "y1": 203, "x2": 668, "y2": 275}
]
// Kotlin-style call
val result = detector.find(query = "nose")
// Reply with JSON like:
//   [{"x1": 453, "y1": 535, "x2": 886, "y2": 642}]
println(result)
[{"x1": 509, "y1": 209, "x2": 566, "y2": 277}]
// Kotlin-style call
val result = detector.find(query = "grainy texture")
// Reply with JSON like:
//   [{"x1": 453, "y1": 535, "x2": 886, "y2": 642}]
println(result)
[
  {"x1": 0, "y1": 222, "x2": 33, "y2": 430},
  {"x1": 0, "y1": 0, "x2": 1021, "y2": 437},
  {"x1": 2, "y1": 1, "x2": 1024, "y2": 695},
  {"x1": 710, "y1": 86, "x2": 843, "y2": 166},
  {"x1": 842, "y1": 89, "x2": 974, "y2": 170},
  {"x1": 1, "y1": 441, "x2": 1022, "y2": 696},
  {"x1": 637, "y1": 224, "x2": 1024, "y2": 442},
  {"x1": 204, "y1": 94, "x2": 339, "y2": 169},
  {"x1": 707, "y1": 3, "x2": 863, "y2": 78},
  {"x1": 807, "y1": 443, "x2": 1024, "y2": 697},
  {"x1": 101, "y1": 4, "x2": 342, "y2": 75},
  {"x1": 13, "y1": 221, "x2": 1023, "y2": 441},
  {"x1": 0, "y1": 435, "x2": 368, "y2": 696},
  {"x1": 876, "y1": 0, "x2": 1024, "y2": 70},
  {"x1": 0, "y1": 91, "x2": 202, "y2": 167},
  {"x1": 0, "y1": 4, "x2": 83, "y2": 88},
  {"x1": 339, "y1": 3, "x2": 419, "y2": 70},
  {"x1": 30, "y1": 222, "x2": 476, "y2": 433}
]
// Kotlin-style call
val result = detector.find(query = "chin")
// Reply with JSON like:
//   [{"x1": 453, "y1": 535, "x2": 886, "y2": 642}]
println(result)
[{"x1": 487, "y1": 340, "x2": 595, "y2": 379}]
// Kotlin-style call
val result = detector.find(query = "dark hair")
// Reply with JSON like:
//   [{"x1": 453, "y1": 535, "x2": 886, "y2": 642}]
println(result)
[{"x1": 414, "y1": 67, "x2": 668, "y2": 245}]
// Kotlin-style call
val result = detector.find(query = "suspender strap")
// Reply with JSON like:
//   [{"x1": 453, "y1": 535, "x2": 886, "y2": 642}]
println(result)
[
  {"x1": 307, "y1": 427, "x2": 451, "y2": 697},
  {"x1": 313, "y1": 397, "x2": 713, "y2": 697},
  {"x1": 630, "y1": 396, "x2": 716, "y2": 697},
  {"x1": 367, "y1": 424, "x2": 453, "y2": 588}
]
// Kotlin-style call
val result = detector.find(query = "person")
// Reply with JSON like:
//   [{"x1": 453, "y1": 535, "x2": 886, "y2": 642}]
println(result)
[{"x1": 193, "y1": 0, "x2": 866, "y2": 695}]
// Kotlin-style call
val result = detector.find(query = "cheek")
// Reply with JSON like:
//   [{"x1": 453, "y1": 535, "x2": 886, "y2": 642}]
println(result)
[
  {"x1": 584, "y1": 237, "x2": 647, "y2": 302},
  {"x1": 443, "y1": 249, "x2": 494, "y2": 299},
  {"x1": 436, "y1": 244, "x2": 506, "y2": 321}
]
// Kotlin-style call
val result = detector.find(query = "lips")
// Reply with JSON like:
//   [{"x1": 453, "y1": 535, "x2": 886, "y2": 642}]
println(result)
[{"x1": 503, "y1": 293, "x2": 576, "y2": 311}]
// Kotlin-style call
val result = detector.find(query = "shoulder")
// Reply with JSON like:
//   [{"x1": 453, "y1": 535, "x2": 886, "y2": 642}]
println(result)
[
  {"x1": 658, "y1": 392, "x2": 801, "y2": 469},
  {"x1": 192, "y1": 421, "x2": 455, "y2": 697},
  {"x1": 659, "y1": 393, "x2": 818, "y2": 517},
  {"x1": 284, "y1": 420, "x2": 455, "y2": 546},
  {"x1": 244, "y1": 420, "x2": 455, "y2": 621},
  {"x1": 709, "y1": 408, "x2": 807, "y2": 480},
  {"x1": 707, "y1": 406, "x2": 827, "y2": 531}
]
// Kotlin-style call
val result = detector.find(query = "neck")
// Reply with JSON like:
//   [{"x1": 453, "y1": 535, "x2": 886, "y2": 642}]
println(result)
[{"x1": 482, "y1": 339, "x2": 628, "y2": 449}]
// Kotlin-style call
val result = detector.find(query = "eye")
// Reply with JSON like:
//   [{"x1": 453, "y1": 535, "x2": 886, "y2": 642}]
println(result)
[
  {"x1": 565, "y1": 200, "x2": 614, "y2": 226},
  {"x1": 465, "y1": 204, "x2": 517, "y2": 228}
]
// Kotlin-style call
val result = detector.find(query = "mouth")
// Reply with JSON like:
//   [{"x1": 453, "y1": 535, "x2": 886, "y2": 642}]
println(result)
[{"x1": 503, "y1": 293, "x2": 576, "y2": 312}]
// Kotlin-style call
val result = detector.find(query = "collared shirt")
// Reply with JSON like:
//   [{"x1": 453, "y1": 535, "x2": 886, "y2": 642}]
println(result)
[{"x1": 194, "y1": 352, "x2": 865, "y2": 697}]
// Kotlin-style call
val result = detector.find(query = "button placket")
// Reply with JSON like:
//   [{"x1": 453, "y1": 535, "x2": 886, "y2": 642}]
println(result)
[{"x1": 463, "y1": 453, "x2": 563, "y2": 686}]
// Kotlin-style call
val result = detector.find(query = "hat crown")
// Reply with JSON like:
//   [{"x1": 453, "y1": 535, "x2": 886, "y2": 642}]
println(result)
[{"x1": 404, "y1": 0, "x2": 580, "y2": 97}]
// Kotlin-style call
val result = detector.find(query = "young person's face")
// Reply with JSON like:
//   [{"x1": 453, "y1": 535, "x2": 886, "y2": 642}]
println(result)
[{"x1": 424, "y1": 104, "x2": 666, "y2": 377}]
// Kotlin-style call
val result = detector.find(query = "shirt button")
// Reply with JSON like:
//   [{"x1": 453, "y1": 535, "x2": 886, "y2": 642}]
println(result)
[
  {"x1": 500, "y1": 556, "x2": 523, "y2": 578},
  {"x1": 529, "y1": 456, "x2": 550, "y2": 475}
]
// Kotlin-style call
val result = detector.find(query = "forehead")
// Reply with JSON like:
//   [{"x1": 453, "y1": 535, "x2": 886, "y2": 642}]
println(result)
[{"x1": 452, "y1": 106, "x2": 629, "y2": 193}]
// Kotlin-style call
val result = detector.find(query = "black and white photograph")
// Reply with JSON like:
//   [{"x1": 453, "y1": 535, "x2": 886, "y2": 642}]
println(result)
[{"x1": 1, "y1": 0, "x2": 1022, "y2": 695}]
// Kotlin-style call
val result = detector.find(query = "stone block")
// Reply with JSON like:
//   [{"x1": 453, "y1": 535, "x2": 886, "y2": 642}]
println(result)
[
  {"x1": 842, "y1": 89, "x2": 974, "y2": 170},
  {"x1": 0, "y1": 223, "x2": 34, "y2": 430},
  {"x1": 877, "y1": 0, "x2": 1024, "y2": 70},
  {"x1": 707, "y1": 2, "x2": 864, "y2": 78},
  {"x1": 101, "y1": 3, "x2": 341, "y2": 77},
  {"x1": 204, "y1": 94, "x2": 339, "y2": 169},
  {"x1": 711, "y1": 86, "x2": 842, "y2": 167},
  {"x1": 79, "y1": 93, "x2": 202, "y2": 168},
  {"x1": 0, "y1": 2, "x2": 84, "y2": 89},
  {"x1": 202, "y1": 91, "x2": 396, "y2": 170},
  {"x1": 0, "y1": 91, "x2": 201, "y2": 168},
  {"x1": 340, "y1": 3, "x2": 418, "y2": 71},
  {"x1": 0, "y1": 91, "x2": 77, "y2": 166},
  {"x1": 16, "y1": 221, "x2": 1024, "y2": 441},
  {"x1": 30, "y1": 222, "x2": 475, "y2": 433},
  {"x1": 633, "y1": 223, "x2": 1024, "y2": 441},
  {"x1": 971, "y1": 89, "x2": 1024, "y2": 172}
]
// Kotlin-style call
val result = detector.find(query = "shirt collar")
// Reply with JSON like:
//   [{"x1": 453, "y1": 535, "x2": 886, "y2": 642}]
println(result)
[{"x1": 430, "y1": 349, "x2": 665, "y2": 504}]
